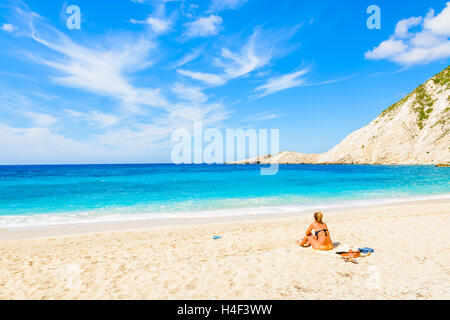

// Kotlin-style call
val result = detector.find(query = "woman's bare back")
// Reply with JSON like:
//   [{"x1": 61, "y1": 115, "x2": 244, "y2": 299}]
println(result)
[
  {"x1": 309, "y1": 222, "x2": 333, "y2": 249},
  {"x1": 297, "y1": 212, "x2": 334, "y2": 251}
]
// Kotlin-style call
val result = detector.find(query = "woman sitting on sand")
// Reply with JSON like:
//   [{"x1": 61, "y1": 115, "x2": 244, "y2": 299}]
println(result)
[{"x1": 296, "y1": 212, "x2": 333, "y2": 251}]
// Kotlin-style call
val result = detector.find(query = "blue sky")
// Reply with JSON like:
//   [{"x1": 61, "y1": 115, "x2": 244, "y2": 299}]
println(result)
[{"x1": 0, "y1": 0, "x2": 449, "y2": 164}]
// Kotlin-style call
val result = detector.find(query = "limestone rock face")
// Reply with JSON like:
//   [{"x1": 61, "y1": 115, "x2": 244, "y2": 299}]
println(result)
[
  {"x1": 233, "y1": 151, "x2": 319, "y2": 164},
  {"x1": 234, "y1": 66, "x2": 450, "y2": 165}
]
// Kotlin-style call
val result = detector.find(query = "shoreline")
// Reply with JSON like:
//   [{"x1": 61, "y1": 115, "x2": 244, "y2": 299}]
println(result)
[
  {"x1": 1, "y1": 198, "x2": 449, "y2": 241},
  {"x1": 0, "y1": 198, "x2": 448, "y2": 299}
]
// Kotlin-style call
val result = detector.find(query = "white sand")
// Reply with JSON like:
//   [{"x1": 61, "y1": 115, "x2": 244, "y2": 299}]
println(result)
[{"x1": 0, "y1": 199, "x2": 449, "y2": 300}]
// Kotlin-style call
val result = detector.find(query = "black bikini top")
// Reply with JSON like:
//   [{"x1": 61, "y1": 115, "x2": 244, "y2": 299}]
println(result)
[{"x1": 315, "y1": 229, "x2": 328, "y2": 237}]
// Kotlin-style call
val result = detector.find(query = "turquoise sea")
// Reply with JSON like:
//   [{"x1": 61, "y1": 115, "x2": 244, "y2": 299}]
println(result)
[{"x1": 0, "y1": 164, "x2": 449, "y2": 228}]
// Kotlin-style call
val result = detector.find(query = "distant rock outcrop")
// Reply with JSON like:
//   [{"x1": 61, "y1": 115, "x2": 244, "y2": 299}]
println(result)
[
  {"x1": 233, "y1": 66, "x2": 450, "y2": 165},
  {"x1": 234, "y1": 151, "x2": 319, "y2": 164}
]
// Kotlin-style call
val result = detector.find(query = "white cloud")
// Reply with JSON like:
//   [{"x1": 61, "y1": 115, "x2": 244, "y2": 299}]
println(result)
[
  {"x1": 177, "y1": 69, "x2": 226, "y2": 86},
  {"x1": 365, "y1": 2, "x2": 450, "y2": 65},
  {"x1": 169, "y1": 47, "x2": 203, "y2": 68},
  {"x1": 1, "y1": 23, "x2": 16, "y2": 32},
  {"x1": 254, "y1": 68, "x2": 309, "y2": 98},
  {"x1": 215, "y1": 29, "x2": 272, "y2": 78},
  {"x1": 0, "y1": 101, "x2": 228, "y2": 164},
  {"x1": 166, "y1": 102, "x2": 229, "y2": 124},
  {"x1": 66, "y1": 109, "x2": 120, "y2": 128},
  {"x1": 177, "y1": 29, "x2": 272, "y2": 87},
  {"x1": 22, "y1": 111, "x2": 57, "y2": 126},
  {"x1": 86, "y1": 111, "x2": 120, "y2": 128},
  {"x1": 394, "y1": 16, "x2": 422, "y2": 38},
  {"x1": 210, "y1": 0, "x2": 248, "y2": 11},
  {"x1": 171, "y1": 83, "x2": 208, "y2": 103},
  {"x1": 0, "y1": 125, "x2": 101, "y2": 164},
  {"x1": 130, "y1": 2, "x2": 175, "y2": 34},
  {"x1": 245, "y1": 111, "x2": 281, "y2": 121},
  {"x1": 94, "y1": 124, "x2": 171, "y2": 149},
  {"x1": 0, "y1": 98, "x2": 228, "y2": 164},
  {"x1": 183, "y1": 15, "x2": 222, "y2": 38},
  {"x1": 17, "y1": 8, "x2": 167, "y2": 113},
  {"x1": 424, "y1": 5, "x2": 450, "y2": 36},
  {"x1": 131, "y1": 17, "x2": 172, "y2": 34},
  {"x1": 0, "y1": 90, "x2": 59, "y2": 126},
  {"x1": 0, "y1": 123, "x2": 171, "y2": 164},
  {"x1": 0, "y1": 3, "x2": 232, "y2": 164},
  {"x1": 365, "y1": 39, "x2": 408, "y2": 60}
]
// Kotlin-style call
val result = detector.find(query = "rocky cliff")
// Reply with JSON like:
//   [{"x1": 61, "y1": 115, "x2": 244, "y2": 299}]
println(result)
[{"x1": 234, "y1": 66, "x2": 450, "y2": 165}]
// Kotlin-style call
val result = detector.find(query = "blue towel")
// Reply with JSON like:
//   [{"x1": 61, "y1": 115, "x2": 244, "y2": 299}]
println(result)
[{"x1": 358, "y1": 247, "x2": 374, "y2": 254}]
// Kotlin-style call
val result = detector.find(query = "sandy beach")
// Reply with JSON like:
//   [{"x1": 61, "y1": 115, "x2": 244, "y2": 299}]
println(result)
[{"x1": 0, "y1": 199, "x2": 449, "y2": 300}]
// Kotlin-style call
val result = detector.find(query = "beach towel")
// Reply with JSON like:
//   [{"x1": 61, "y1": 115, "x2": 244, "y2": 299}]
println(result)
[
  {"x1": 336, "y1": 251, "x2": 361, "y2": 258},
  {"x1": 297, "y1": 243, "x2": 371, "y2": 264}
]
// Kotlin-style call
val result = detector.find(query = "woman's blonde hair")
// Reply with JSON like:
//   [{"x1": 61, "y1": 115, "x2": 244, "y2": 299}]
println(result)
[{"x1": 314, "y1": 212, "x2": 323, "y2": 223}]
